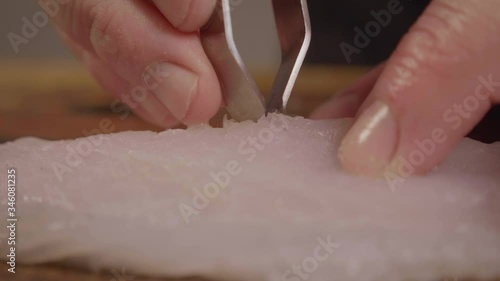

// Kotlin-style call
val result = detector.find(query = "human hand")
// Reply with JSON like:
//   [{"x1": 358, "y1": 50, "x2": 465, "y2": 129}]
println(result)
[
  {"x1": 311, "y1": 0, "x2": 500, "y2": 176},
  {"x1": 47, "y1": 0, "x2": 221, "y2": 127}
]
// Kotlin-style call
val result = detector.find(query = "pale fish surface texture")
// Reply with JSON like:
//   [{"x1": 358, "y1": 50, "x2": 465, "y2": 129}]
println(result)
[{"x1": 0, "y1": 114, "x2": 499, "y2": 281}]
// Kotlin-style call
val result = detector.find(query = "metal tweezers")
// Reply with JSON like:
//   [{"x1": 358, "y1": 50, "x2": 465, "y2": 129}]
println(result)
[{"x1": 201, "y1": 0, "x2": 311, "y2": 121}]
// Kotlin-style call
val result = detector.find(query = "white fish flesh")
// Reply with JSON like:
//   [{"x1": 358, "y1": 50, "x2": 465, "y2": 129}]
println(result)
[{"x1": 0, "y1": 114, "x2": 499, "y2": 281}]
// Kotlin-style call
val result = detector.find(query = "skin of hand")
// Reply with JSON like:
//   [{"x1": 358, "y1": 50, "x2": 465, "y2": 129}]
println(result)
[
  {"x1": 44, "y1": 0, "x2": 220, "y2": 128},
  {"x1": 311, "y1": 0, "x2": 500, "y2": 176}
]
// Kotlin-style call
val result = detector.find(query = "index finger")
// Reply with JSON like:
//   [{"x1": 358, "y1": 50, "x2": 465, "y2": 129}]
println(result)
[{"x1": 338, "y1": 0, "x2": 500, "y2": 176}]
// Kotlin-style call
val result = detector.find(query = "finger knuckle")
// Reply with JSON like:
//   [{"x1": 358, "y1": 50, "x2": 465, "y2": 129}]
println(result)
[
  {"x1": 88, "y1": 1, "x2": 121, "y2": 57},
  {"x1": 390, "y1": 1, "x2": 485, "y2": 86},
  {"x1": 57, "y1": 0, "x2": 120, "y2": 57},
  {"x1": 416, "y1": 1, "x2": 497, "y2": 61},
  {"x1": 56, "y1": 0, "x2": 84, "y2": 39}
]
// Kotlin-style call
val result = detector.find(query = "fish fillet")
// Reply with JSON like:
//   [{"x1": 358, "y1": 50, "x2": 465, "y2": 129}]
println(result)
[{"x1": 0, "y1": 115, "x2": 499, "y2": 281}]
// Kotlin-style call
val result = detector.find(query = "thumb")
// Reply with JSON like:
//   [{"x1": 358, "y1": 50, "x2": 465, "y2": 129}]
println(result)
[{"x1": 49, "y1": 0, "x2": 222, "y2": 126}]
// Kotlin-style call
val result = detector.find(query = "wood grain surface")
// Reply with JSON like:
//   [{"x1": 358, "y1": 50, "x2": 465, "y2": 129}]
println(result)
[
  {"x1": 0, "y1": 263, "x2": 206, "y2": 281},
  {"x1": 0, "y1": 59, "x2": 368, "y2": 142}
]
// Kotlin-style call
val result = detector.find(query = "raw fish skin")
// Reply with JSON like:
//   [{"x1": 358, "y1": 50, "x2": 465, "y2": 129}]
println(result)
[{"x1": 0, "y1": 115, "x2": 499, "y2": 281}]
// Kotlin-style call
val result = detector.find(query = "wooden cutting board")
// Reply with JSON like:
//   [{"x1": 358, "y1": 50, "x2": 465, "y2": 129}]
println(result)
[{"x1": 0, "y1": 59, "x2": 368, "y2": 142}]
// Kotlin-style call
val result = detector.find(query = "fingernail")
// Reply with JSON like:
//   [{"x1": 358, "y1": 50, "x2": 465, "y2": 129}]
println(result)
[
  {"x1": 338, "y1": 100, "x2": 398, "y2": 175},
  {"x1": 156, "y1": 1, "x2": 191, "y2": 28},
  {"x1": 143, "y1": 62, "x2": 198, "y2": 122},
  {"x1": 136, "y1": 95, "x2": 178, "y2": 128}
]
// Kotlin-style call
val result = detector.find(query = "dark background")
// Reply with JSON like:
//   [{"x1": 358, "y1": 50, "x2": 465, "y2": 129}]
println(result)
[{"x1": 307, "y1": 0, "x2": 431, "y2": 64}]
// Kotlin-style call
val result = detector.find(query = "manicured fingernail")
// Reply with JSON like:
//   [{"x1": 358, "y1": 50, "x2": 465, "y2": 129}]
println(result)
[
  {"x1": 143, "y1": 62, "x2": 198, "y2": 122},
  {"x1": 338, "y1": 100, "x2": 398, "y2": 175}
]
